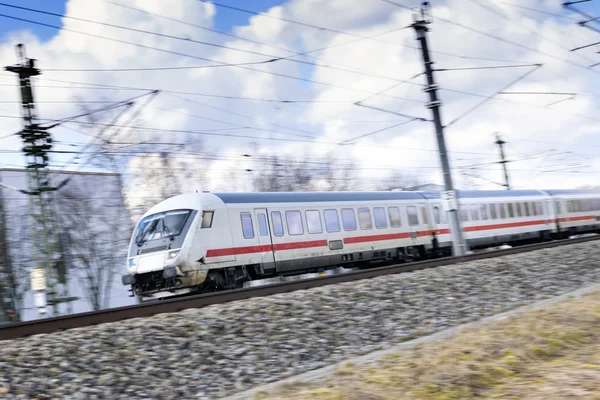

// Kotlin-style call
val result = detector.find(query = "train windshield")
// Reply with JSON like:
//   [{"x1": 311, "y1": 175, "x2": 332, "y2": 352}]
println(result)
[{"x1": 135, "y1": 209, "x2": 192, "y2": 246}]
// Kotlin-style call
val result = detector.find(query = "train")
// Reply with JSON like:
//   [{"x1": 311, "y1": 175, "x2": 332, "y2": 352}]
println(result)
[{"x1": 121, "y1": 189, "x2": 600, "y2": 299}]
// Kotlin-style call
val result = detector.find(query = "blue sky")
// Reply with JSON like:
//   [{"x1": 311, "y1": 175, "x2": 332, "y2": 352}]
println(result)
[{"x1": 0, "y1": 0, "x2": 286, "y2": 42}]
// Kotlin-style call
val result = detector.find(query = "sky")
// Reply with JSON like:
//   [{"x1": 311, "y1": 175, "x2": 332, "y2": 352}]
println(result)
[{"x1": 2, "y1": 0, "x2": 600, "y2": 209}]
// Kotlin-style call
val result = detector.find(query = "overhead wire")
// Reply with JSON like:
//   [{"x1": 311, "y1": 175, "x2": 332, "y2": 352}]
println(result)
[
  {"x1": 0, "y1": 3, "x2": 430, "y2": 90},
  {"x1": 379, "y1": 0, "x2": 600, "y2": 76},
  {"x1": 103, "y1": 0, "x2": 419, "y2": 81},
  {"x1": 446, "y1": 64, "x2": 560, "y2": 131},
  {"x1": 339, "y1": 118, "x2": 420, "y2": 144},
  {"x1": 467, "y1": 0, "x2": 599, "y2": 65},
  {"x1": 0, "y1": 12, "x2": 422, "y2": 103}
]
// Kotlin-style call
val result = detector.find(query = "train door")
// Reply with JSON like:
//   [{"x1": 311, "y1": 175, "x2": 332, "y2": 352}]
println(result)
[
  {"x1": 420, "y1": 202, "x2": 434, "y2": 244},
  {"x1": 254, "y1": 209, "x2": 276, "y2": 270},
  {"x1": 405, "y1": 204, "x2": 420, "y2": 246}
]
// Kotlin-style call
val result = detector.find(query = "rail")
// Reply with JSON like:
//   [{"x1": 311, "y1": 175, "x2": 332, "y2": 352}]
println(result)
[{"x1": 1, "y1": 234, "x2": 599, "y2": 341}]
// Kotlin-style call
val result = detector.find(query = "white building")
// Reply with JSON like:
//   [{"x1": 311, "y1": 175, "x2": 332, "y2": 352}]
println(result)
[{"x1": 0, "y1": 168, "x2": 137, "y2": 322}]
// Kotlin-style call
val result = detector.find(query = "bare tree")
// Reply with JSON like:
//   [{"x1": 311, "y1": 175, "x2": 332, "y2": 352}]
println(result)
[
  {"x1": 0, "y1": 188, "x2": 25, "y2": 322},
  {"x1": 313, "y1": 152, "x2": 358, "y2": 191},
  {"x1": 57, "y1": 178, "x2": 129, "y2": 311},
  {"x1": 374, "y1": 170, "x2": 422, "y2": 191}
]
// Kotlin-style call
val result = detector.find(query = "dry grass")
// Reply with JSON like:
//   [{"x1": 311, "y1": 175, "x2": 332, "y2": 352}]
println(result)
[{"x1": 254, "y1": 292, "x2": 600, "y2": 400}]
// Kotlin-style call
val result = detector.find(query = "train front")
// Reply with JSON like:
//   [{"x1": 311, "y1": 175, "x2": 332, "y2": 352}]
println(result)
[{"x1": 121, "y1": 194, "x2": 207, "y2": 299}]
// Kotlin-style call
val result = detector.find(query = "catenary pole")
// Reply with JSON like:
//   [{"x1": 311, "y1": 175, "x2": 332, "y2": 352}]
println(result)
[
  {"x1": 412, "y1": 3, "x2": 468, "y2": 256},
  {"x1": 5, "y1": 44, "x2": 75, "y2": 317},
  {"x1": 495, "y1": 132, "x2": 511, "y2": 190}
]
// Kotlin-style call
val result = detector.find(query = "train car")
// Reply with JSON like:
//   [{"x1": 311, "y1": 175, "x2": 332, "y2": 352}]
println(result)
[
  {"x1": 122, "y1": 189, "x2": 600, "y2": 300},
  {"x1": 541, "y1": 189, "x2": 600, "y2": 236}
]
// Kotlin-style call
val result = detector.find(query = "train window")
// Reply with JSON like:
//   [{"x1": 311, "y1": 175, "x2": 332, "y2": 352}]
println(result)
[
  {"x1": 432, "y1": 206, "x2": 441, "y2": 225},
  {"x1": 407, "y1": 206, "x2": 419, "y2": 226},
  {"x1": 257, "y1": 213, "x2": 269, "y2": 237},
  {"x1": 240, "y1": 213, "x2": 254, "y2": 239},
  {"x1": 286, "y1": 211, "x2": 304, "y2": 235},
  {"x1": 556, "y1": 201, "x2": 562, "y2": 214},
  {"x1": 498, "y1": 203, "x2": 506, "y2": 219},
  {"x1": 271, "y1": 211, "x2": 284, "y2": 237},
  {"x1": 305, "y1": 210, "x2": 323, "y2": 234},
  {"x1": 515, "y1": 203, "x2": 522, "y2": 217},
  {"x1": 460, "y1": 207, "x2": 469, "y2": 222},
  {"x1": 530, "y1": 202, "x2": 537, "y2": 216},
  {"x1": 537, "y1": 202, "x2": 543, "y2": 216},
  {"x1": 524, "y1": 202, "x2": 531, "y2": 217},
  {"x1": 479, "y1": 204, "x2": 489, "y2": 220},
  {"x1": 358, "y1": 208, "x2": 373, "y2": 230},
  {"x1": 507, "y1": 203, "x2": 514, "y2": 218},
  {"x1": 388, "y1": 207, "x2": 402, "y2": 228},
  {"x1": 324, "y1": 209, "x2": 340, "y2": 232},
  {"x1": 373, "y1": 207, "x2": 388, "y2": 229},
  {"x1": 421, "y1": 206, "x2": 429, "y2": 225},
  {"x1": 201, "y1": 211, "x2": 214, "y2": 228},
  {"x1": 469, "y1": 204, "x2": 479, "y2": 221},
  {"x1": 341, "y1": 208, "x2": 357, "y2": 231},
  {"x1": 490, "y1": 204, "x2": 498, "y2": 219}
]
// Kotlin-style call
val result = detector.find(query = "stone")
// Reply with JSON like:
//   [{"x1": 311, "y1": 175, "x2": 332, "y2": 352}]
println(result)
[{"x1": 1, "y1": 241, "x2": 599, "y2": 399}]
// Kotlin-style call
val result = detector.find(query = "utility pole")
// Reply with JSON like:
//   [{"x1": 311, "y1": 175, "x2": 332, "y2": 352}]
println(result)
[
  {"x1": 495, "y1": 132, "x2": 511, "y2": 190},
  {"x1": 5, "y1": 44, "x2": 74, "y2": 317},
  {"x1": 412, "y1": 2, "x2": 468, "y2": 256}
]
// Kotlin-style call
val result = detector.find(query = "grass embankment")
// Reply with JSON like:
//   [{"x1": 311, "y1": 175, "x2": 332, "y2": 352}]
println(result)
[{"x1": 255, "y1": 292, "x2": 600, "y2": 400}]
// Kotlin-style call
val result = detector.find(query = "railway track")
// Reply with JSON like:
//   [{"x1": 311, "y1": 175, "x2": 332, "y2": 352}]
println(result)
[{"x1": 1, "y1": 234, "x2": 599, "y2": 341}]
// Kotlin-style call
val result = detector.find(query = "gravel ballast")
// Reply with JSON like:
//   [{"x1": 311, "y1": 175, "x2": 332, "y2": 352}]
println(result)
[{"x1": 1, "y1": 241, "x2": 600, "y2": 399}]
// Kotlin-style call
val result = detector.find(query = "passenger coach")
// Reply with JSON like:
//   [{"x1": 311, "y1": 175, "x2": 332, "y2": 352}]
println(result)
[{"x1": 122, "y1": 189, "x2": 600, "y2": 299}]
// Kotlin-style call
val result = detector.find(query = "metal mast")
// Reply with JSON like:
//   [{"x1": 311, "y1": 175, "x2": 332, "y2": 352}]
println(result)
[
  {"x1": 495, "y1": 132, "x2": 511, "y2": 190},
  {"x1": 412, "y1": 3, "x2": 468, "y2": 256},
  {"x1": 5, "y1": 44, "x2": 72, "y2": 317}
]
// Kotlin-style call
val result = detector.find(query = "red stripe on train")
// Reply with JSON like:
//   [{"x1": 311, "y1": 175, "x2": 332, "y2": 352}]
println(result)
[
  {"x1": 344, "y1": 232, "x2": 411, "y2": 244},
  {"x1": 463, "y1": 219, "x2": 546, "y2": 232},
  {"x1": 556, "y1": 216, "x2": 598, "y2": 223},
  {"x1": 206, "y1": 240, "x2": 328, "y2": 257},
  {"x1": 205, "y1": 216, "x2": 599, "y2": 257}
]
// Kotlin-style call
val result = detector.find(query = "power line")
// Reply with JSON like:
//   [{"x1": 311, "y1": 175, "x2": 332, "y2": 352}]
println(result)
[
  {"x1": 499, "y1": 91, "x2": 578, "y2": 96},
  {"x1": 434, "y1": 63, "x2": 542, "y2": 72},
  {"x1": 197, "y1": 0, "x2": 535, "y2": 65},
  {"x1": 0, "y1": 12, "x2": 422, "y2": 103},
  {"x1": 0, "y1": 3, "x2": 430, "y2": 88},
  {"x1": 468, "y1": 0, "x2": 599, "y2": 66},
  {"x1": 12, "y1": 73, "x2": 597, "y2": 127},
  {"x1": 102, "y1": 0, "x2": 415, "y2": 80},
  {"x1": 379, "y1": 0, "x2": 600, "y2": 75},
  {"x1": 42, "y1": 61, "x2": 278, "y2": 72},
  {"x1": 162, "y1": 93, "x2": 323, "y2": 138},
  {"x1": 498, "y1": 1, "x2": 581, "y2": 23},
  {"x1": 446, "y1": 64, "x2": 542, "y2": 127},
  {"x1": 339, "y1": 118, "x2": 420, "y2": 144}
]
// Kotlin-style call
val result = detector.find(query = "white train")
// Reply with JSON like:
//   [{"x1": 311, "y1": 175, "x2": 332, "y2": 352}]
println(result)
[{"x1": 122, "y1": 189, "x2": 600, "y2": 299}]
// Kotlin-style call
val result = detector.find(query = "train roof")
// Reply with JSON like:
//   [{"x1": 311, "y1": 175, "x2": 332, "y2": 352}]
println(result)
[
  {"x1": 212, "y1": 191, "x2": 426, "y2": 204},
  {"x1": 210, "y1": 189, "x2": 600, "y2": 205},
  {"x1": 421, "y1": 190, "x2": 547, "y2": 199},
  {"x1": 542, "y1": 189, "x2": 600, "y2": 196}
]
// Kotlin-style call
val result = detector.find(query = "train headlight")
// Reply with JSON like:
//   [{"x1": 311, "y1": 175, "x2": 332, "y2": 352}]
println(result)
[
  {"x1": 122, "y1": 274, "x2": 136, "y2": 285},
  {"x1": 128, "y1": 258, "x2": 137, "y2": 267},
  {"x1": 163, "y1": 267, "x2": 178, "y2": 279},
  {"x1": 166, "y1": 250, "x2": 180, "y2": 260}
]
